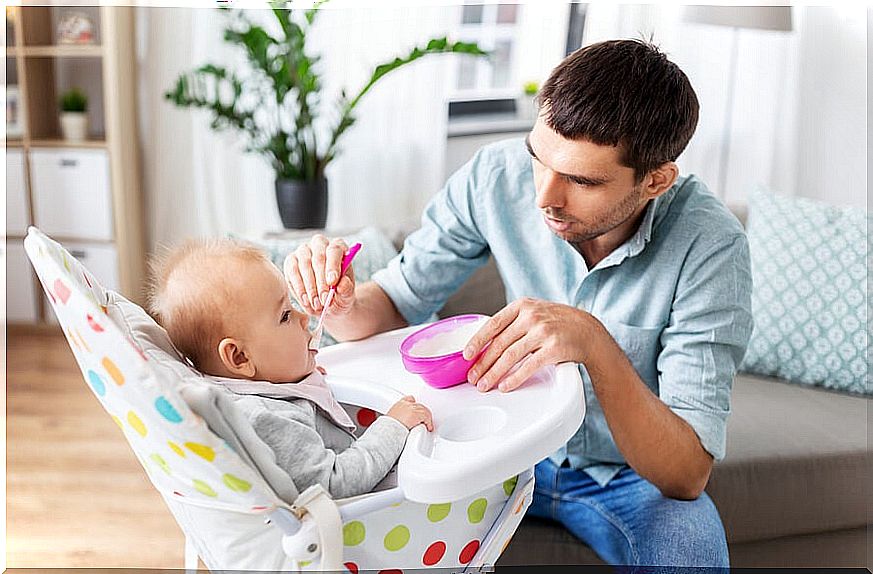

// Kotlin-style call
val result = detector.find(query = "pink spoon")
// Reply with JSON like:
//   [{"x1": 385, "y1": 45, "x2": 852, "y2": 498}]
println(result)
[{"x1": 310, "y1": 242, "x2": 362, "y2": 351}]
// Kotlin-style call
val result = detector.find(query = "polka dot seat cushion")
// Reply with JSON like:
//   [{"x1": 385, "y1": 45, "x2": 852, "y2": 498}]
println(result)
[
  {"x1": 23, "y1": 227, "x2": 533, "y2": 571},
  {"x1": 23, "y1": 228, "x2": 277, "y2": 514}
]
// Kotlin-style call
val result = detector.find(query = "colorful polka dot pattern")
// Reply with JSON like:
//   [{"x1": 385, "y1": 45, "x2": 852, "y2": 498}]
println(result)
[
  {"x1": 338, "y1": 475, "x2": 527, "y2": 570},
  {"x1": 24, "y1": 229, "x2": 274, "y2": 514},
  {"x1": 87, "y1": 370, "x2": 106, "y2": 396},
  {"x1": 383, "y1": 525, "x2": 410, "y2": 551},
  {"x1": 422, "y1": 541, "x2": 446, "y2": 566},
  {"x1": 155, "y1": 396, "x2": 182, "y2": 423},
  {"x1": 343, "y1": 521, "x2": 366, "y2": 546},
  {"x1": 467, "y1": 498, "x2": 487, "y2": 524}
]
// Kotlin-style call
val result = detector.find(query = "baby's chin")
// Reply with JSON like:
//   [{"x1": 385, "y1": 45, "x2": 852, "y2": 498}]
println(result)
[{"x1": 267, "y1": 360, "x2": 317, "y2": 384}]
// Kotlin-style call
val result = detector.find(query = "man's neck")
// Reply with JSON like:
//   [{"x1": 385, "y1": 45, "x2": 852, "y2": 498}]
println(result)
[{"x1": 572, "y1": 201, "x2": 651, "y2": 269}]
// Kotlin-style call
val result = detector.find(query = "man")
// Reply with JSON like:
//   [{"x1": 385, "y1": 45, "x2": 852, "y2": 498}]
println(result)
[{"x1": 284, "y1": 39, "x2": 753, "y2": 568}]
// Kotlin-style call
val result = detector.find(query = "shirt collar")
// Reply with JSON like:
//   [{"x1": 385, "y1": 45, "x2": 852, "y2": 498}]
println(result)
[
  {"x1": 594, "y1": 197, "x2": 658, "y2": 270},
  {"x1": 628, "y1": 195, "x2": 658, "y2": 256}
]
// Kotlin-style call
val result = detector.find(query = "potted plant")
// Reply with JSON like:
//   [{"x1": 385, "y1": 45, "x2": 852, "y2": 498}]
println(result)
[
  {"x1": 59, "y1": 87, "x2": 88, "y2": 141},
  {"x1": 166, "y1": 5, "x2": 488, "y2": 229},
  {"x1": 518, "y1": 80, "x2": 539, "y2": 121}
]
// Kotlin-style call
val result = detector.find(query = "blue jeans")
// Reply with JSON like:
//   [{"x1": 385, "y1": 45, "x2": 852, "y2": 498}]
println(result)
[{"x1": 528, "y1": 459, "x2": 730, "y2": 571}]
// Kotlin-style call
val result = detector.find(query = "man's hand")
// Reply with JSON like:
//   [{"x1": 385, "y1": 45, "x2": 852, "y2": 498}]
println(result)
[
  {"x1": 283, "y1": 234, "x2": 357, "y2": 318},
  {"x1": 463, "y1": 297, "x2": 596, "y2": 392}
]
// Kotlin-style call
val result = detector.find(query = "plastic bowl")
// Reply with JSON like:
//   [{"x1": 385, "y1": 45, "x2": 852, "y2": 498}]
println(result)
[{"x1": 400, "y1": 314, "x2": 489, "y2": 389}]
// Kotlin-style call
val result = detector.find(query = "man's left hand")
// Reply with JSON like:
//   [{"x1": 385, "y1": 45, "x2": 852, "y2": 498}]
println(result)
[{"x1": 463, "y1": 297, "x2": 595, "y2": 392}]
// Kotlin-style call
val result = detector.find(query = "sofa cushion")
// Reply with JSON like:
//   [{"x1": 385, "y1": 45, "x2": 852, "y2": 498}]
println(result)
[
  {"x1": 739, "y1": 190, "x2": 869, "y2": 395},
  {"x1": 707, "y1": 372, "x2": 872, "y2": 543}
]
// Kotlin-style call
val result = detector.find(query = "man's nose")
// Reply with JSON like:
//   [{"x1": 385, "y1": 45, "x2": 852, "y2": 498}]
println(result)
[{"x1": 536, "y1": 169, "x2": 566, "y2": 210}]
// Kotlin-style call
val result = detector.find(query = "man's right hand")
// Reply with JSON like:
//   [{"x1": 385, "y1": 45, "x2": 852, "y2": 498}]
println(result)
[{"x1": 283, "y1": 234, "x2": 357, "y2": 317}]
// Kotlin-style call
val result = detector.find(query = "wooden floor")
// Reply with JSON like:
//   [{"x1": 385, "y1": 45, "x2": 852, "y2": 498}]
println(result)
[{"x1": 6, "y1": 328, "x2": 185, "y2": 568}]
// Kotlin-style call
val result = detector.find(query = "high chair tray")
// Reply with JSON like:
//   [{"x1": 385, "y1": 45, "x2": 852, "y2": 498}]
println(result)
[{"x1": 318, "y1": 324, "x2": 585, "y2": 503}]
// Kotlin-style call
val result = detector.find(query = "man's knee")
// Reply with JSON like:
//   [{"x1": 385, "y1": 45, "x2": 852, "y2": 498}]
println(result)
[{"x1": 633, "y1": 493, "x2": 729, "y2": 569}]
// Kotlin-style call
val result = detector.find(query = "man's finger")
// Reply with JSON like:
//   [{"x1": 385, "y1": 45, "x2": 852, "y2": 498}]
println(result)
[
  {"x1": 288, "y1": 273, "x2": 314, "y2": 314},
  {"x1": 295, "y1": 246, "x2": 320, "y2": 311},
  {"x1": 285, "y1": 254, "x2": 315, "y2": 314},
  {"x1": 324, "y1": 239, "x2": 349, "y2": 287},
  {"x1": 497, "y1": 351, "x2": 546, "y2": 392},
  {"x1": 467, "y1": 322, "x2": 524, "y2": 385},
  {"x1": 333, "y1": 276, "x2": 356, "y2": 311},
  {"x1": 463, "y1": 303, "x2": 520, "y2": 360},
  {"x1": 309, "y1": 235, "x2": 330, "y2": 301},
  {"x1": 476, "y1": 338, "x2": 537, "y2": 392},
  {"x1": 283, "y1": 255, "x2": 303, "y2": 300},
  {"x1": 312, "y1": 245, "x2": 328, "y2": 302}
]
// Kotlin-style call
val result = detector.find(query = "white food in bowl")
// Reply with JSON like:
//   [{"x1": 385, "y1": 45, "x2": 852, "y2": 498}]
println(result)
[{"x1": 409, "y1": 317, "x2": 488, "y2": 358}]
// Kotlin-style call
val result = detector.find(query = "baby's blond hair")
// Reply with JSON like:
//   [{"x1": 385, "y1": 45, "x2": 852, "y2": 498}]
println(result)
[{"x1": 147, "y1": 238, "x2": 270, "y2": 370}]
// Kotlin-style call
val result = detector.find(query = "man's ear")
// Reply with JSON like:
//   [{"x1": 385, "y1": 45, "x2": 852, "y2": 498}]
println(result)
[
  {"x1": 217, "y1": 338, "x2": 256, "y2": 379},
  {"x1": 643, "y1": 162, "x2": 679, "y2": 199}
]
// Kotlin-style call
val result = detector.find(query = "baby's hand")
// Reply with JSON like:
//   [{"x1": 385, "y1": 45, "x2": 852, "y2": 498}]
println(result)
[{"x1": 386, "y1": 396, "x2": 434, "y2": 431}]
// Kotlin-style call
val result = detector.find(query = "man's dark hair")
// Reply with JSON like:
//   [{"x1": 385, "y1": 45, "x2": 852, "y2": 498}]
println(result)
[{"x1": 538, "y1": 39, "x2": 699, "y2": 181}]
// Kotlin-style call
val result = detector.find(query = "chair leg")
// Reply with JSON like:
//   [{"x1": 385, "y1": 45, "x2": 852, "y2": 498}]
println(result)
[{"x1": 185, "y1": 534, "x2": 199, "y2": 572}]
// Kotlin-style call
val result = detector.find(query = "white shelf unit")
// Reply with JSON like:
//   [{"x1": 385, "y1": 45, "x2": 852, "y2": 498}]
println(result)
[{"x1": 5, "y1": 6, "x2": 144, "y2": 326}]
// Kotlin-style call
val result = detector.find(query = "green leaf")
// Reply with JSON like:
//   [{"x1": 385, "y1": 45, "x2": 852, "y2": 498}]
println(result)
[
  {"x1": 323, "y1": 38, "x2": 489, "y2": 164},
  {"x1": 167, "y1": 6, "x2": 486, "y2": 180}
]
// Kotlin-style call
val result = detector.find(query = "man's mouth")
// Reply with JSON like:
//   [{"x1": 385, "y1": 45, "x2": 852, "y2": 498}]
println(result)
[{"x1": 544, "y1": 215, "x2": 574, "y2": 232}]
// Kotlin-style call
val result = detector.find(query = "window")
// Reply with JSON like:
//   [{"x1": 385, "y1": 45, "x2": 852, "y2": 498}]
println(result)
[
  {"x1": 450, "y1": 3, "x2": 586, "y2": 103},
  {"x1": 455, "y1": 3, "x2": 520, "y2": 94}
]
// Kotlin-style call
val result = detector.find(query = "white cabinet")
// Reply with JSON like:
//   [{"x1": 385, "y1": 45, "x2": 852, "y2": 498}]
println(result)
[
  {"x1": 7, "y1": 149, "x2": 30, "y2": 235},
  {"x1": 30, "y1": 149, "x2": 114, "y2": 241},
  {"x1": 64, "y1": 242, "x2": 120, "y2": 292},
  {"x1": 5, "y1": 241, "x2": 39, "y2": 323}
]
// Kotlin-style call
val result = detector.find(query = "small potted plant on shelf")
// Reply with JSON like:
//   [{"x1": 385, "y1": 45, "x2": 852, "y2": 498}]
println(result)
[
  {"x1": 166, "y1": 4, "x2": 488, "y2": 229},
  {"x1": 518, "y1": 80, "x2": 539, "y2": 121},
  {"x1": 59, "y1": 87, "x2": 88, "y2": 142}
]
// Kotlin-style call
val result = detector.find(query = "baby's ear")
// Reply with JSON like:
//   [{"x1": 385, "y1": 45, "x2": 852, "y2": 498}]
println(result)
[{"x1": 217, "y1": 338, "x2": 256, "y2": 379}]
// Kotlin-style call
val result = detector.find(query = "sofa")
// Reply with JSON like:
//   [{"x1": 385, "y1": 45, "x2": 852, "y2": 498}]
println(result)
[{"x1": 378, "y1": 206, "x2": 872, "y2": 569}]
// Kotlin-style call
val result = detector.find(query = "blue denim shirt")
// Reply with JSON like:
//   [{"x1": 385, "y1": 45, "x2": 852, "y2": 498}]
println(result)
[{"x1": 373, "y1": 138, "x2": 753, "y2": 486}]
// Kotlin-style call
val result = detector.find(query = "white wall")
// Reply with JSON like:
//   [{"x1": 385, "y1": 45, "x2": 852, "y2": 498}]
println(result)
[
  {"x1": 791, "y1": 7, "x2": 866, "y2": 209},
  {"x1": 587, "y1": 5, "x2": 867, "y2": 211}
]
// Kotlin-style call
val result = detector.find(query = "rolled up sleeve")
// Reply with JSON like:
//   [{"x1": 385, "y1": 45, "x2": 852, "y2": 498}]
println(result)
[
  {"x1": 372, "y1": 152, "x2": 492, "y2": 325},
  {"x1": 657, "y1": 234, "x2": 754, "y2": 461}
]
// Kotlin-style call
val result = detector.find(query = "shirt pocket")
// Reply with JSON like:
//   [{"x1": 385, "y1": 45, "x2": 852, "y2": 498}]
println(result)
[{"x1": 597, "y1": 320, "x2": 664, "y2": 391}]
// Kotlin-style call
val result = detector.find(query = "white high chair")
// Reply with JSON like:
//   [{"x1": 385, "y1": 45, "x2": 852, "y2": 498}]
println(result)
[{"x1": 24, "y1": 226, "x2": 585, "y2": 572}]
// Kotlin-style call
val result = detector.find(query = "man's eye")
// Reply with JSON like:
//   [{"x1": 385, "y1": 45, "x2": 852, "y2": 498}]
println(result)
[{"x1": 280, "y1": 310, "x2": 291, "y2": 324}]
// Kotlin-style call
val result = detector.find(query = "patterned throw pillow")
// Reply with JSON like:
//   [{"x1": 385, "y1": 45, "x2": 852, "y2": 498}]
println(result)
[
  {"x1": 739, "y1": 190, "x2": 870, "y2": 395},
  {"x1": 236, "y1": 226, "x2": 413, "y2": 347}
]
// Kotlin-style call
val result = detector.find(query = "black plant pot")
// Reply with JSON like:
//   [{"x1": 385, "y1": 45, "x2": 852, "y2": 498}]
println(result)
[{"x1": 275, "y1": 177, "x2": 329, "y2": 229}]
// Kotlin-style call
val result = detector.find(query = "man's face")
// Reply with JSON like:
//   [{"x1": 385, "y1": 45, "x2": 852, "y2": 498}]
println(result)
[{"x1": 527, "y1": 117, "x2": 647, "y2": 244}]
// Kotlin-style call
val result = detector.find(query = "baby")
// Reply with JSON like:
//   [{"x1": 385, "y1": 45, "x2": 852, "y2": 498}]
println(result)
[{"x1": 148, "y1": 238, "x2": 433, "y2": 499}]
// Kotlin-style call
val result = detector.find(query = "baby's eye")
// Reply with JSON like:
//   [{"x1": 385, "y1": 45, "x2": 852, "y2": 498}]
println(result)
[{"x1": 280, "y1": 310, "x2": 292, "y2": 324}]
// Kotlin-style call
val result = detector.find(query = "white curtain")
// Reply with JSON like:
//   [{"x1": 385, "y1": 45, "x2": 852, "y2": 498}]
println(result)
[
  {"x1": 137, "y1": 4, "x2": 457, "y2": 251},
  {"x1": 583, "y1": 4, "x2": 867, "y2": 210}
]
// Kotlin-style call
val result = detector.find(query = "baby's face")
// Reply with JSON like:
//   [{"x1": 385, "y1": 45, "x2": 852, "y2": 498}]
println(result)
[{"x1": 228, "y1": 259, "x2": 316, "y2": 383}]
